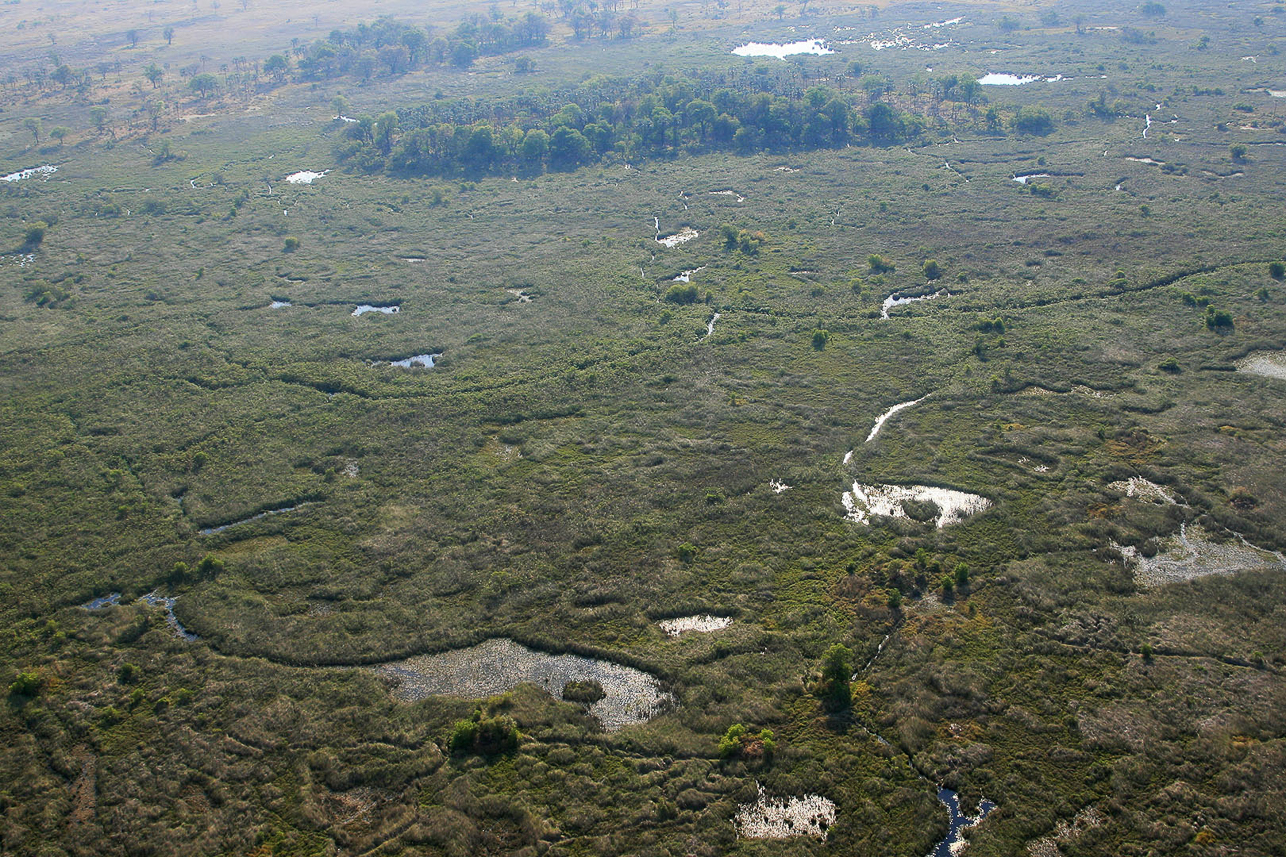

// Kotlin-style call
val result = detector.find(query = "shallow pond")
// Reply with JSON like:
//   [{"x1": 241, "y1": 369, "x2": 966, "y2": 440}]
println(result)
[
  {"x1": 1236, "y1": 351, "x2": 1286, "y2": 380},
  {"x1": 656, "y1": 227, "x2": 699, "y2": 248},
  {"x1": 1108, "y1": 477, "x2": 1176, "y2": 504},
  {"x1": 387, "y1": 353, "x2": 441, "y2": 368},
  {"x1": 882, "y1": 290, "x2": 946, "y2": 319},
  {"x1": 732, "y1": 39, "x2": 833, "y2": 59},
  {"x1": 929, "y1": 788, "x2": 995, "y2": 857},
  {"x1": 734, "y1": 785, "x2": 836, "y2": 840},
  {"x1": 269, "y1": 300, "x2": 291, "y2": 309},
  {"x1": 1119, "y1": 524, "x2": 1285, "y2": 588},
  {"x1": 980, "y1": 72, "x2": 1069, "y2": 85},
  {"x1": 81, "y1": 593, "x2": 121, "y2": 610},
  {"x1": 843, "y1": 482, "x2": 991, "y2": 528},
  {"x1": 658, "y1": 615, "x2": 733, "y2": 636},
  {"x1": 371, "y1": 638, "x2": 672, "y2": 731},
  {"x1": 200, "y1": 504, "x2": 307, "y2": 535},
  {"x1": 139, "y1": 592, "x2": 199, "y2": 642},
  {"x1": 285, "y1": 170, "x2": 329, "y2": 184},
  {"x1": 352, "y1": 304, "x2": 400, "y2": 317},
  {"x1": 866, "y1": 395, "x2": 929, "y2": 442},
  {"x1": 1, "y1": 164, "x2": 57, "y2": 183},
  {"x1": 704, "y1": 312, "x2": 721, "y2": 338}
]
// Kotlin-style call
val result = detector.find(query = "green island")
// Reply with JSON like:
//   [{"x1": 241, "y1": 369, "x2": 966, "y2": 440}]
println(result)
[{"x1": 1, "y1": 0, "x2": 1285, "y2": 853}]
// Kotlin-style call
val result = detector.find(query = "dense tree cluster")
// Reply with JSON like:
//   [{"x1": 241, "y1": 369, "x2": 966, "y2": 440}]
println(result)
[
  {"x1": 295, "y1": 14, "x2": 549, "y2": 79},
  {"x1": 336, "y1": 71, "x2": 935, "y2": 177}
]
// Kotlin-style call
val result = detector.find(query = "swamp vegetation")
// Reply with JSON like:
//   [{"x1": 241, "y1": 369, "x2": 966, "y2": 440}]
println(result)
[{"x1": 1, "y1": 0, "x2": 1286, "y2": 854}]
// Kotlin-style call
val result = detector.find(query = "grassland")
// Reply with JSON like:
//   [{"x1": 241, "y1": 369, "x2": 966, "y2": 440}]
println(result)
[{"x1": 2, "y1": 0, "x2": 1286, "y2": 854}]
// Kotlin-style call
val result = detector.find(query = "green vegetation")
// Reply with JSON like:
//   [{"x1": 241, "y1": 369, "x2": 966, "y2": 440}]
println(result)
[{"x1": 1, "y1": 1, "x2": 1285, "y2": 855}]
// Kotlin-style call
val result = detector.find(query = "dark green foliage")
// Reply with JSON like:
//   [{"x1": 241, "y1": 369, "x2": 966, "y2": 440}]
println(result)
[
  {"x1": 449, "y1": 709, "x2": 519, "y2": 755},
  {"x1": 9, "y1": 671, "x2": 43, "y2": 697},
  {"x1": 868, "y1": 253, "x2": 895, "y2": 274},
  {"x1": 663, "y1": 283, "x2": 698, "y2": 304},
  {"x1": 811, "y1": 328, "x2": 830, "y2": 350},
  {"x1": 282, "y1": 236, "x2": 300, "y2": 253},
  {"x1": 561, "y1": 680, "x2": 604, "y2": 704},
  {"x1": 1013, "y1": 105, "x2": 1055, "y2": 136},
  {"x1": 1270, "y1": 261, "x2": 1284, "y2": 280},
  {"x1": 922, "y1": 259, "x2": 941, "y2": 280},
  {"x1": 1205, "y1": 306, "x2": 1234, "y2": 330},
  {"x1": 1140, "y1": 2, "x2": 1167, "y2": 16},
  {"x1": 22, "y1": 221, "x2": 47, "y2": 250},
  {"x1": 718, "y1": 723, "x2": 776, "y2": 760},
  {"x1": 817, "y1": 644, "x2": 853, "y2": 711}
]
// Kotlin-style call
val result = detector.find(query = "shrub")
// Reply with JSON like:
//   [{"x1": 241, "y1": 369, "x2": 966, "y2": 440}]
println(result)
[
  {"x1": 9, "y1": 671, "x2": 43, "y2": 697},
  {"x1": 663, "y1": 283, "x2": 698, "y2": 304},
  {"x1": 868, "y1": 253, "x2": 895, "y2": 274},
  {"x1": 922, "y1": 259, "x2": 941, "y2": 280},
  {"x1": 817, "y1": 644, "x2": 853, "y2": 711},
  {"x1": 1205, "y1": 307, "x2": 1234, "y2": 331},
  {"x1": 1230, "y1": 144, "x2": 1247, "y2": 162},
  {"x1": 811, "y1": 329, "x2": 830, "y2": 350},
  {"x1": 1270, "y1": 261, "x2": 1284, "y2": 280},
  {"x1": 1158, "y1": 358, "x2": 1181, "y2": 373},
  {"x1": 562, "y1": 680, "x2": 605, "y2": 704},
  {"x1": 719, "y1": 724, "x2": 776, "y2": 760},
  {"x1": 283, "y1": 236, "x2": 300, "y2": 253},
  {"x1": 1013, "y1": 106, "x2": 1055, "y2": 136},
  {"x1": 449, "y1": 710, "x2": 519, "y2": 755},
  {"x1": 22, "y1": 221, "x2": 47, "y2": 250}
]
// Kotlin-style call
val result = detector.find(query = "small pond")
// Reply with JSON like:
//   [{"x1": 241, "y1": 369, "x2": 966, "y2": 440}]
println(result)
[
  {"x1": 978, "y1": 73, "x2": 1066, "y2": 85},
  {"x1": 371, "y1": 638, "x2": 672, "y2": 731},
  {"x1": 929, "y1": 788, "x2": 995, "y2": 857},
  {"x1": 285, "y1": 170, "x2": 329, "y2": 184},
  {"x1": 734, "y1": 785, "x2": 836, "y2": 840},
  {"x1": 658, "y1": 615, "x2": 733, "y2": 637},
  {"x1": 1, "y1": 165, "x2": 57, "y2": 183},
  {"x1": 732, "y1": 39, "x2": 833, "y2": 59},
  {"x1": 139, "y1": 592, "x2": 199, "y2": 642},
  {"x1": 352, "y1": 304, "x2": 400, "y2": 317},
  {"x1": 657, "y1": 227, "x2": 699, "y2": 248},
  {"x1": 387, "y1": 353, "x2": 441, "y2": 368},
  {"x1": 843, "y1": 482, "x2": 991, "y2": 528},
  {"x1": 81, "y1": 593, "x2": 122, "y2": 610},
  {"x1": 269, "y1": 300, "x2": 291, "y2": 308},
  {"x1": 882, "y1": 290, "x2": 946, "y2": 319},
  {"x1": 1119, "y1": 523, "x2": 1285, "y2": 588},
  {"x1": 1237, "y1": 351, "x2": 1286, "y2": 381}
]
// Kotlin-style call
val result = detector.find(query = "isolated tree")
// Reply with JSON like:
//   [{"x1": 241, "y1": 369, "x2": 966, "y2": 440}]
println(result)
[
  {"x1": 23, "y1": 221, "x2": 48, "y2": 250},
  {"x1": 1013, "y1": 105, "x2": 1055, "y2": 135},
  {"x1": 127, "y1": 29, "x2": 141, "y2": 47},
  {"x1": 264, "y1": 54, "x2": 289, "y2": 81},
  {"x1": 817, "y1": 644, "x2": 853, "y2": 711},
  {"x1": 331, "y1": 94, "x2": 349, "y2": 117},
  {"x1": 163, "y1": 26, "x2": 175, "y2": 45},
  {"x1": 923, "y1": 259, "x2": 942, "y2": 280},
  {"x1": 23, "y1": 117, "x2": 42, "y2": 145},
  {"x1": 144, "y1": 62, "x2": 163, "y2": 87},
  {"x1": 774, "y1": 4, "x2": 786, "y2": 19},
  {"x1": 90, "y1": 105, "x2": 109, "y2": 134},
  {"x1": 49, "y1": 126, "x2": 69, "y2": 146},
  {"x1": 189, "y1": 72, "x2": 218, "y2": 97},
  {"x1": 1140, "y1": 2, "x2": 1166, "y2": 17},
  {"x1": 1270, "y1": 261, "x2": 1285, "y2": 280}
]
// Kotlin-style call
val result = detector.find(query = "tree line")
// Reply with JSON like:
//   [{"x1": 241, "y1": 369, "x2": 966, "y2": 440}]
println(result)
[{"x1": 333, "y1": 68, "x2": 1057, "y2": 178}]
